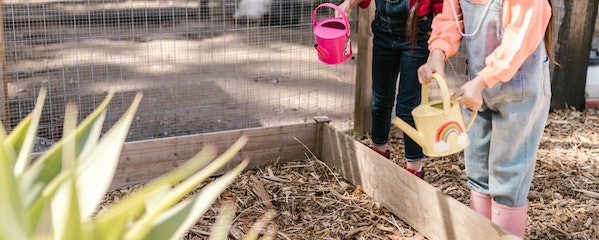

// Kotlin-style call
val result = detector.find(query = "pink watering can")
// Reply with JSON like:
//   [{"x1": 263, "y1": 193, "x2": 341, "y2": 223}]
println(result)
[{"x1": 312, "y1": 3, "x2": 352, "y2": 65}]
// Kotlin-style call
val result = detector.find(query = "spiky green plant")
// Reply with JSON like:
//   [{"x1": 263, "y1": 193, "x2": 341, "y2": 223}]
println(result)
[{"x1": 0, "y1": 88, "x2": 249, "y2": 240}]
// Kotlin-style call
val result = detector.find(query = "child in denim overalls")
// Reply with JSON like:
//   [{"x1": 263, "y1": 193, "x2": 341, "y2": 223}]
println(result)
[
  {"x1": 418, "y1": 0, "x2": 555, "y2": 238},
  {"x1": 337, "y1": 0, "x2": 443, "y2": 179}
]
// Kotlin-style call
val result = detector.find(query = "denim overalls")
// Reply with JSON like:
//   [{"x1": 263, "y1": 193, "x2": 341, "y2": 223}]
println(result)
[
  {"x1": 370, "y1": 0, "x2": 433, "y2": 161},
  {"x1": 459, "y1": 0, "x2": 551, "y2": 207}
]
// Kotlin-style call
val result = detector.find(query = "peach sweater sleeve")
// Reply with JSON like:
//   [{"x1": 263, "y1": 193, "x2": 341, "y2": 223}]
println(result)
[
  {"x1": 427, "y1": 0, "x2": 463, "y2": 59},
  {"x1": 428, "y1": 0, "x2": 552, "y2": 88}
]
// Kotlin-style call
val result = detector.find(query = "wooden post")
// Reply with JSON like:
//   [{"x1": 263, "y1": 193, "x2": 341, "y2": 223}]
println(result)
[
  {"x1": 353, "y1": 5, "x2": 374, "y2": 138},
  {"x1": 0, "y1": 1, "x2": 10, "y2": 128},
  {"x1": 551, "y1": 0, "x2": 598, "y2": 110},
  {"x1": 313, "y1": 116, "x2": 331, "y2": 160}
]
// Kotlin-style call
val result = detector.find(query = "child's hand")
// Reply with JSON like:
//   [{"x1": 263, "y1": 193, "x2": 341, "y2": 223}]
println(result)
[
  {"x1": 452, "y1": 77, "x2": 487, "y2": 111},
  {"x1": 335, "y1": 0, "x2": 353, "y2": 18},
  {"x1": 418, "y1": 49, "x2": 446, "y2": 84}
]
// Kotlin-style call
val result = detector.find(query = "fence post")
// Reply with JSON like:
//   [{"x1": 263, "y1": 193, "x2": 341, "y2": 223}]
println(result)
[
  {"x1": 313, "y1": 116, "x2": 331, "y2": 160},
  {"x1": 0, "y1": 0, "x2": 9, "y2": 129},
  {"x1": 353, "y1": 5, "x2": 374, "y2": 139}
]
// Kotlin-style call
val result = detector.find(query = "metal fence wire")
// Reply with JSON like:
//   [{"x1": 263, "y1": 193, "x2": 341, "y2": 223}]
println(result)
[
  {"x1": 2, "y1": 0, "x2": 356, "y2": 151},
  {"x1": 1, "y1": 0, "x2": 578, "y2": 152}
]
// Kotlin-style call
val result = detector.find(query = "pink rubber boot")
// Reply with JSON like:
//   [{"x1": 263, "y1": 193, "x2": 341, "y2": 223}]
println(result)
[
  {"x1": 491, "y1": 200, "x2": 528, "y2": 239},
  {"x1": 469, "y1": 190, "x2": 491, "y2": 219}
]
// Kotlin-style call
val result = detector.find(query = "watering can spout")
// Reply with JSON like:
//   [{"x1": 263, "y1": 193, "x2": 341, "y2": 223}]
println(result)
[
  {"x1": 392, "y1": 117, "x2": 426, "y2": 148},
  {"x1": 314, "y1": 43, "x2": 329, "y2": 60}
]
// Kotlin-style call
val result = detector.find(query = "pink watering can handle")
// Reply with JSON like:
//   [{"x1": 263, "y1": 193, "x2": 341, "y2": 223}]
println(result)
[{"x1": 312, "y1": 3, "x2": 351, "y2": 37}]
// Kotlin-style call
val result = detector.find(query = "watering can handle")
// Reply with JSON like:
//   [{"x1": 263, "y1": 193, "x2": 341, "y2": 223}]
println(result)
[
  {"x1": 422, "y1": 73, "x2": 451, "y2": 114},
  {"x1": 312, "y1": 3, "x2": 351, "y2": 37},
  {"x1": 452, "y1": 96, "x2": 478, "y2": 130},
  {"x1": 464, "y1": 109, "x2": 477, "y2": 130},
  {"x1": 425, "y1": 74, "x2": 479, "y2": 130}
]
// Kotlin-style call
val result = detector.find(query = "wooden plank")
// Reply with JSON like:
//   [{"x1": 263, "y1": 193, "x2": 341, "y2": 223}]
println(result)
[
  {"x1": 0, "y1": 1, "x2": 10, "y2": 129},
  {"x1": 111, "y1": 122, "x2": 316, "y2": 189},
  {"x1": 319, "y1": 124, "x2": 518, "y2": 240},
  {"x1": 353, "y1": 5, "x2": 375, "y2": 138}
]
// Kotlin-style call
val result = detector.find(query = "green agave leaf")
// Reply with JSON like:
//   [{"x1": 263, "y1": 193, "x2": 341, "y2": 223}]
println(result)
[
  {"x1": 29, "y1": 202, "x2": 53, "y2": 240},
  {"x1": 143, "y1": 134, "x2": 248, "y2": 190},
  {"x1": 95, "y1": 136, "x2": 247, "y2": 239},
  {"x1": 51, "y1": 106, "x2": 82, "y2": 240},
  {"x1": 92, "y1": 146, "x2": 218, "y2": 239},
  {"x1": 76, "y1": 104, "x2": 107, "y2": 165},
  {"x1": 76, "y1": 92, "x2": 143, "y2": 219},
  {"x1": 14, "y1": 88, "x2": 47, "y2": 176},
  {"x1": 5, "y1": 114, "x2": 31, "y2": 165},
  {"x1": 50, "y1": 176, "x2": 82, "y2": 240},
  {"x1": 142, "y1": 134, "x2": 248, "y2": 191},
  {"x1": 0, "y1": 88, "x2": 46, "y2": 239},
  {"x1": 138, "y1": 160, "x2": 249, "y2": 240},
  {"x1": 61, "y1": 103, "x2": 79, "y2": 170},
  {"x1": 23, "y1": 92, "x2": 114, "y2": 232},
  {"x1": 123, "y1": 136, "x2": 248, "y2": 239},
  {"x1": 0, "y1": 113, "x2": 8, "y2": 141},
  {"x1": 92, "y1": 185, "x2": 172, "y2": 240},
  {"x1": 0, "y1": 132, "x2": 28, "y2": 240},
  {"x1": 91, "y1": 146, "x2": 217, "y2": 240},
  {"x1": 21, "y1": 92, "x2": 114, "y2": 208}
]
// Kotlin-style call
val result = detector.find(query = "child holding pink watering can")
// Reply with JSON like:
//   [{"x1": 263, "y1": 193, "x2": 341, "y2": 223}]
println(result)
[
  {"x1": 336, "y1": 0, "x2": 442, "y2": 180},
  {"x1": 417, "y1": 0, "x2": 556, "y2": 238}
]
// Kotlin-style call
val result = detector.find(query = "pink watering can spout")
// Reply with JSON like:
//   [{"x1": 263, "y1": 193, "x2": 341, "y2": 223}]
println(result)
[{"x1": 314, "y1": 43, "x2": 329, "y2": 60}]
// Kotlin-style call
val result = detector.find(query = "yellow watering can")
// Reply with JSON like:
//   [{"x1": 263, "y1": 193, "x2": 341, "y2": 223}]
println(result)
[{"x1": 392, "y1": 73, "x2": 477, "y2": 157}]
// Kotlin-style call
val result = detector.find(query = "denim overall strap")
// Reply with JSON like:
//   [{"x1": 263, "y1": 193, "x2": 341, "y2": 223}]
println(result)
[{"x1": 459, "y1": 0, "x2": 551, "y2": 207}]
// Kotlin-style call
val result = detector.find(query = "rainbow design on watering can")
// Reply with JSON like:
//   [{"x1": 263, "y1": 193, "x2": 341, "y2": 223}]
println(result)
[{"x1": 434, "y1": 120, "x2": 469, "y2": 153}]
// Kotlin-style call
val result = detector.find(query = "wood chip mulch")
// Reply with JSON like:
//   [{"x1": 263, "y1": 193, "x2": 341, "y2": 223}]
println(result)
[{"x1": 102, "y1": 107, "x2": 598, "y2": 240}]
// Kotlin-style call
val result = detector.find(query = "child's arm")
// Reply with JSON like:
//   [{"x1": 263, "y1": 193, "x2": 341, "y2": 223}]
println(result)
[
  {"x1": 337, "y1": 0, "x2": 371, "y2": 16},
  {"x1": 478, "y1": 0, "x2": 552, "y2": 88},
  {"x1": 428, "y1": 0, "x2": 463, "y2": 62},
  {"x1": 418, "y1": 0, "x2": 463, "y2": 82}
]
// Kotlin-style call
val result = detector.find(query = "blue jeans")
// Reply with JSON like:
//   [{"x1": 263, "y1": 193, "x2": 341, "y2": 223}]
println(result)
[{"x1": 370, "y1": 16, "x2": 430, "y2": 161}]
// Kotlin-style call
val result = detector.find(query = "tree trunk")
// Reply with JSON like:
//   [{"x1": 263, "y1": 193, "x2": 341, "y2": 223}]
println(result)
[{"x1": 551, "y1": 0, "x2": 598, "y2": 110}]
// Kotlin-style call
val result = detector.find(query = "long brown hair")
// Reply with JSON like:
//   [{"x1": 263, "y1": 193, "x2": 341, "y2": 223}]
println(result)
[
  {"x1": 406, "y1": 0, "x2": 420, "y2": 46},
  {"x1": 545, "y1": 0, "x2": 559, "y2": 65}
]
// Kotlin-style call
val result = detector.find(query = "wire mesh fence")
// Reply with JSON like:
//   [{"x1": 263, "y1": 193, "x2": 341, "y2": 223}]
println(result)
[
  {"x1": 2, "y1": 0, "x2": 356, "y2": 150},
  {"x1": 2, "y1": 0, "x2": 581, "y2": 152}
]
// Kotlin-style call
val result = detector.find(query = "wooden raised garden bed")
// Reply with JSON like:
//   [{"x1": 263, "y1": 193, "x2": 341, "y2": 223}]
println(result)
[{"x1": 111, "y1": 116, "x2": 517, "y2": 240}]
